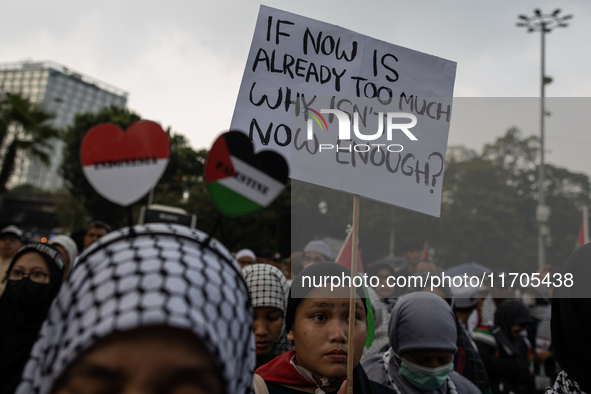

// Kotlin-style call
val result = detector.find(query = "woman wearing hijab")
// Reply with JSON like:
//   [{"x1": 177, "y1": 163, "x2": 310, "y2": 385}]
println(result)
[
  {"x1": 472, "y1": 299, "x2": 535, "y2": 394},
  {"x1": 363, "y1": 292, "x2": 480, "y2": 394},
  {"x1": 0, "y1": 243, "x2": 65, "y2": 394},
  {"x1": 255, "y1": 262, "x2": 395, "y2": 394},
  {"x1": 545, "y1": 243, "x2": 591, "y2": 394},
  {"x1": 243, "y1": 263, "x2": 293, "y2": 367},
  {"x1": 16, "y1": 224, "x2": 255, "y2": 394}
]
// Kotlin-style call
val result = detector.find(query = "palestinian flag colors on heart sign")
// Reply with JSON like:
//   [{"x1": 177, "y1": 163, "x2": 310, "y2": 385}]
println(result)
[
  {"x1": 80, "y1": 121, "x2": 170, "y2": 207},
  {"x1": 205, "y1": 131, "x2": 288, "y2": 217}
]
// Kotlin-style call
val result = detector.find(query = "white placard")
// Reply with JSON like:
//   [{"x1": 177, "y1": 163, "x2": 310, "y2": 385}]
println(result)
[{"x1": 230, "y1": 5, "x2": 456, "y2": 217}]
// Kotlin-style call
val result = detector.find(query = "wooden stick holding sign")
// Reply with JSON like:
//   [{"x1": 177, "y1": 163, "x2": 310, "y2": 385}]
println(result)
[{"x1": 346, "y1": 195, "x2": 360, "y2": 394}]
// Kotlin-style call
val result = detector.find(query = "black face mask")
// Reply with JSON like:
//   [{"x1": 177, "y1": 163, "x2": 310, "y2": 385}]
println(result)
[{"x1": 5, "y1": 278, "x2": 52, "y2": 308}]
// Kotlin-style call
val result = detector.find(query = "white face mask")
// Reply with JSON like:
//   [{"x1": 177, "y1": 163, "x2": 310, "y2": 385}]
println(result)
[{"x1": 399, "y1": 358, "x2": 454, "y2": 390}]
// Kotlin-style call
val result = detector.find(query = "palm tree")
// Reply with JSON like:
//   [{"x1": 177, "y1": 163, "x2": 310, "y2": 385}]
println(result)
[{"x1": 0, "y1": 92, "x2": 59, "y2": 196}]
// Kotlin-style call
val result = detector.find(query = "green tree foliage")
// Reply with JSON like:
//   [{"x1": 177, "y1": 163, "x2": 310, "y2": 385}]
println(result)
[
  {"x1": 291, "y1": 127, "x2": 590, "y2": 272},
  {"x1": 433, "y1": 128, "x2": 589, "y2": 271},
  {"x1": 437, "y1": 158, "x2": 534, "y2": 270},
  {"x1": 149, "y1": 133, "x2": 205, "y2": 206},
  {"x1": 0, "y1": 93, "x2": 59, "y2": 194},
  {"x1": 480, "y1": 127, "x2": 590, "y2": 269}
]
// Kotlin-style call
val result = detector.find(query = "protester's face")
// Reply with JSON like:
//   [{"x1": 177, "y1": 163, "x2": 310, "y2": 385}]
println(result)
[
  {"x1": 402, "y1": 349, "x2": 454, "y2": 369},
  {"x1": 302, "y1": 252, "x2": 327, "y2": 268},
  {"x1": 253, "y1": 306, "x2": 284, "y2": 356},
  {"x1": 237, "y1": 256, "x2": 254, "y2": 269},
  {"x1": 9, "y1": 252, "x2": 50, "y2": 284},
  {"x1": 287, "y1": 287, "x2": 366, "y2": 381},
  {"x1": 402, "y1": 249, "x2": 421, "y2": 266},
  {"x1": 375, "y1": 267, "x2": 395, "y2": 297},
  {"x1": 53, "y1": 326, "x2": 224, "y2": 394},
  {"x1": 83, "y1": 227, "x2": 108, "y2": 250},
  {"x1": 0, "y1": 234, "x2": 23, "y2": 259},
  {"x1": 510, "y1": 324, "x2": 526, "y2": 338}
]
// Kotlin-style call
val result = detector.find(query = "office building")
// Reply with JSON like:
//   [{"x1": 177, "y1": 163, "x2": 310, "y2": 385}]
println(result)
[{"x1": 0, "y1": 60, "x2": 127, "y2": 191}]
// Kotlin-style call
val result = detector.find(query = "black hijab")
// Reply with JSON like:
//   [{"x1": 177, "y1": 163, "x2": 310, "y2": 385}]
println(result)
[
  {"x1": 0, "y1": 243, "x2": 64, "y2": 394},
  {"x1": 551, "y1": 243, "x2": 591, "y2": 393},
  {"x1": 491, "y1": 299, "x2": 532, "y2": 362}
]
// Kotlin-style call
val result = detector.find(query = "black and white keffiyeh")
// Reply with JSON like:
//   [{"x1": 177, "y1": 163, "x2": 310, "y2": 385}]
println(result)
[
  {"x1": 16, "y1": 224, "x2": 255, "y2": 394},
  {"x1": 546, "y1": 371, "x2": 588, "y2": 394},
  {"x1": 242, "y1": 263, "x2": 289, "y2": 311},
  {"x1": 242, "y1": 263, "x2": 293, "y2": 357}
]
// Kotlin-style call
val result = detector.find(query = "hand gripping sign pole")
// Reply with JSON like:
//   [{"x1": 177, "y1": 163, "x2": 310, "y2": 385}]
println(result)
[{"x1": 346, "y1": 195, "x2": 360, "y2": 394}]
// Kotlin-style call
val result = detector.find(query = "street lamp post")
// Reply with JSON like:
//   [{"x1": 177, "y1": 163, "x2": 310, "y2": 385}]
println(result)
[{"x1": 516, "y1": 9, "x2": 572, "y2": 269}]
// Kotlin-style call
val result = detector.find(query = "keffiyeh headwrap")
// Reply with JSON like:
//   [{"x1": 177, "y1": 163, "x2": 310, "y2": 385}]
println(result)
[
  {"x1": 546, "y1": 371, "x2": 588, "y2": 394},
  {"x1": 242, "y1": 263, "x2": 293, "y2": 357},
  {"x1": 16, "y1": 224, "x2": 255, "y2": 394},
  {"x1": 243, "y1": 263, "x2": 289, "y2": 311}
]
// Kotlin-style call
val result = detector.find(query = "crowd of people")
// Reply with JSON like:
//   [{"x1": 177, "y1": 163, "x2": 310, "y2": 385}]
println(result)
[{"x1": 0, "y1": 222, "x2": 588, "y2": 394}]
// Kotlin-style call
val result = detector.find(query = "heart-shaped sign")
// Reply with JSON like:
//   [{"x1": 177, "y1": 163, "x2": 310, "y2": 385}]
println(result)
[
  {"x1": 80, "y1": 120, "x2": 170, "y2": 206},
  {"x1": 205, "y1": 131, "x2": 289, "y2": 217}
]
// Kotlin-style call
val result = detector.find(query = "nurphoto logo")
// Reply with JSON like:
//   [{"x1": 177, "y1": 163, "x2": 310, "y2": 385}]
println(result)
[{"x1": 304, "y1": 108, "x2": 418, "y2": 153}]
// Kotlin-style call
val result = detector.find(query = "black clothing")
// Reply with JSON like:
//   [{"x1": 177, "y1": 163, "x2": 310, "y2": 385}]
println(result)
[
  {"x1": 0, "y1": 244, "x2": 64, "y2": 394},
  {"x1": 454, "y1": 316, "x2": 490, "y2": 393},
  {"x1": 551, "y1": 243, "x2": 591, "y2": 393}
]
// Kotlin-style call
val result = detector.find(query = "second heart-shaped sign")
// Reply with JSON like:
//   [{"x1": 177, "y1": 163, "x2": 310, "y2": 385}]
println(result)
[
  {"x1": 80, "y1": 120, "x2": 170, "y2": 206},
  {"x1": 205, "y1": 131, "x2": 288, "y2": 216}
]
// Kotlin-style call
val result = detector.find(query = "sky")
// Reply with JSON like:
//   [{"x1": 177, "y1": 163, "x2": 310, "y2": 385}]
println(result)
[{"x1": 2, "y1": 0, "x2": 590, "y2": 175}]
